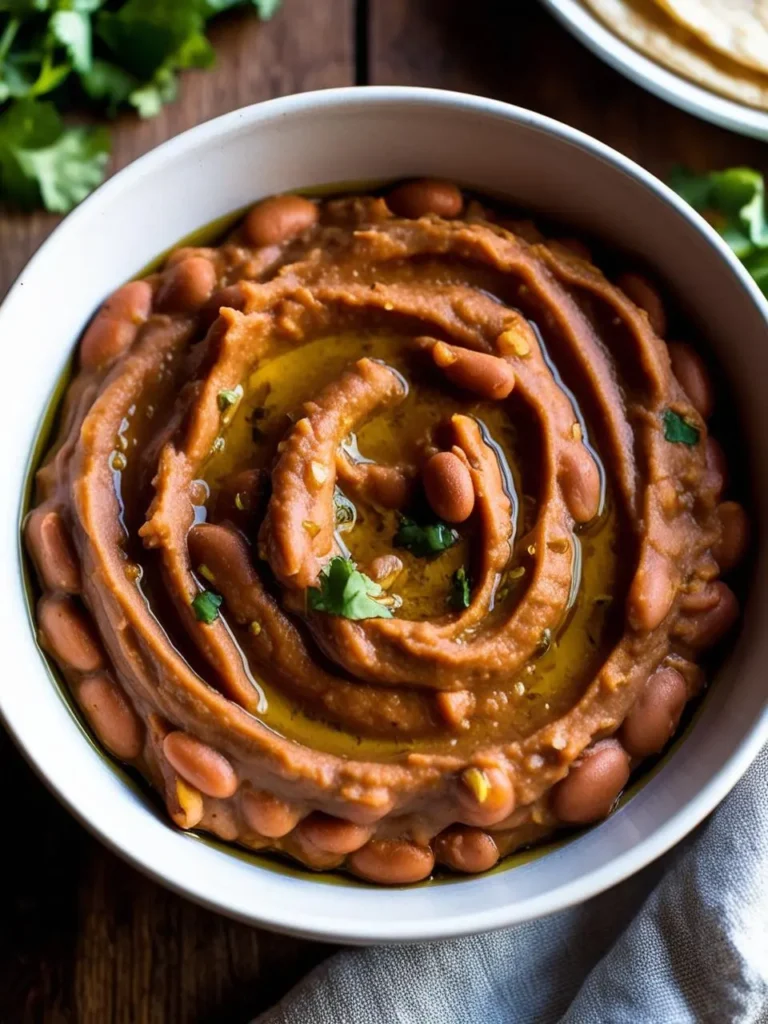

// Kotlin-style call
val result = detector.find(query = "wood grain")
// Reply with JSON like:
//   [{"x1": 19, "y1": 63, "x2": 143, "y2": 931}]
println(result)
[
  {"x1": 3, "y1": 0, "x2": 766, "y2": 1020},
  {"x1": 368, "y1": 0, "x2": 768, "y2": 177}
]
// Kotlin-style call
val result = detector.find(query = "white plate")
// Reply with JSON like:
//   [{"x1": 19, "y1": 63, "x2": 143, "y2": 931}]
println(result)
[
  {"x1": 2, "y1": 87, "x2": 767, "y2": 943},
  {"x1": 542, "y1": 0, "x2": 768, "y2": 139}
]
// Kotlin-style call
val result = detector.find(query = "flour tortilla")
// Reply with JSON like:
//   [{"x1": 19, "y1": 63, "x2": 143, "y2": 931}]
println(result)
[
  {"x1": 653, "y1": 0, "x2": 768, "y2": 76},
  {"x1": 583, "y1": 0, "x2": 768, "y2": 110}
]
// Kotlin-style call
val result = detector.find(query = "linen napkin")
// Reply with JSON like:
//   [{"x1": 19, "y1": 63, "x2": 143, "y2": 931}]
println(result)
[{"x1": 255, "y1": 745, "x2": 768, "y2": 1024}]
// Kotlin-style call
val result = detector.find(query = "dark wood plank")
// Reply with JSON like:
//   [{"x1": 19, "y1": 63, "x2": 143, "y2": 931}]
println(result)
[
  {"x1": 368, "y1": 0, "x2": 768, "y2": 177},
  {"x1": 1, "y1": 2, "x2": 351, "y2": 1021}
]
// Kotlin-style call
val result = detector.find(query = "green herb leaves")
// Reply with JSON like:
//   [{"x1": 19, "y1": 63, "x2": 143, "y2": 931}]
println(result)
[
  {"x1": 662, "y1": 409, "x2": 700, "y2": 446},
  {"x1": 217, "y1": 386, "x2": 242, "y2": 412},
  {"x1": 0, "y1": 0, "x2": 281, "y2": 211},
  {"x1": 191, "y1": 589, "x2": 222, "y2": 624},
  {"x1": 308, "y1": 557, "x2": 393, "y2": 621},
  {"x1": 394, "y1": 517, "x2": 458, "y2": 557},
  {"x1": 670, "y1": 166, "x2": 768, "y2": 294},
  {"x1": 449, "y1": 566, "x2": 471, "y2": 610},
  {"x1": 0, "y1": 99, "x2": 109, "y2": 211}
]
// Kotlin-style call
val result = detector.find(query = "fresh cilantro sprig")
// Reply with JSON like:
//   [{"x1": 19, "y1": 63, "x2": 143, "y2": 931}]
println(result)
[
  {"x1": 670, "y1": 166, "x2": 768, "y2": 294},
  {"x1": 0, "y1": 0, "x2": 280, "y2": 212},
  {"x1": 394, "y1": 517, "x2": 459, "y2": 558},
  {"x1": 308, "y1": 557, "x2": 394, "y2": 621}
]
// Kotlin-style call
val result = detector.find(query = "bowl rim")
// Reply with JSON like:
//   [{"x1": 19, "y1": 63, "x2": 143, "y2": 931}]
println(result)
[{"x1": 4, "y1": 84, "x2": 768, "y2": 944}]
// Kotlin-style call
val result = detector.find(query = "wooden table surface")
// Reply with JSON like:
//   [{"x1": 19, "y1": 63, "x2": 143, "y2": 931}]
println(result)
[{"x1": 3, "y1": 2, "x2": 766, "y2": 1021}]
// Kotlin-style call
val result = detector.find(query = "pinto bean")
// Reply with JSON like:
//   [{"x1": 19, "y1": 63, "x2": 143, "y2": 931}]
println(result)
[
  {"x1": 434, "y1": 827, "x2": 498, "y2": 873},
  {"x1": 100, "y1": 280, "x2": 153, "y2": 323},
  {"x1": 552, "y1": 740, "x2": 630, "y2": 824},
  {"x1": 244, "y1": 194, "x2": 319, "y2": 247},
  {"x1": 77, "y1": 672, "x2": 144, "y2": 760},
  {"x1": 163, "y1": 731, "x2": 238, "y2": 799},
  {"x1": 387, "y1": 179, "x2": 463, "y2": 219},
  {"x1": 80, "y1": 280, "x2": 153, "y2": 370},
  {"x1": 713, "y1": 502, "x2": 749, "y2": 572},
  {"x1": 348, "y1": 839, "x2": 435, "y2": 885},
  {"x1": 627, "y1": 550, "x2": 674, "y2": 632},
  {"x1": 432, "y1": 341, "x2": 515, "y2": 400},
  {"x1": 617, "y1": 272, "x2": 667, "y2": 337},
  {"x1": 165, "y1": 246, "x2": 217, "y2": 268},
  {"x1": 458, "y1": 766, "x2": 516, "y2": 826},
  {"x1": 667, "y1": 342, "x2": 714, "y2": 419},
  {"x1": 423, "y1": 451, "x2": 475, "y2": 523},
  {"x1": 685, "y1": 582, "x2": 739, "y2": 649},
  {"x1": 25, "y1": 507, "x2": 80, "y2": 593},
  {"x1": 241, "y1": 788, "x2": 302, "y2": 838},
  {"x1": 156, "y1": 256, "x2": 217, "y2": 313},
  {"x1": 620, "y1": 667, "x2": 687, "y2": 758},
  {"x1": 297, "y1": 813, "x2": 372, "y2": 855},
  {"x1": 38, "y1": 594, "x2": 104, "y2": 673},
  {"x1": 80, "y1": 319, "x2": 138, "y2": 371},
  {"x1": 558, "y1": 447, "x2": 600, "y2": 523}
]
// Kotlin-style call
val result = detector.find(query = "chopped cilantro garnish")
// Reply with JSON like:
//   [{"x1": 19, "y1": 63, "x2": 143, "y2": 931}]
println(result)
[
  {"x1": 191, "y1": 589, "x2": 222, "y2": 624},
  {"x1": 449, "y1": 566, "x2": 471, "y2": 610},
  {"x1": 394, "y1": 517, "x2": 459, "y2": 557},
  {"x1": 308, "y1": 556, "x2": 393, "y2": 621},
  {"x1": 217, "y1": 386, "x2": 242, "y2": 412},
  {"x1": 662, "y1": 409, "x2": 700, "y2": 446}
]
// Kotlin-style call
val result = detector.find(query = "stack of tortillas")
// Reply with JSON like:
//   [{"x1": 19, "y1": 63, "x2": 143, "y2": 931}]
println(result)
[{"x1": 583, "y1": 0, "x2": 768, "y2": 109}]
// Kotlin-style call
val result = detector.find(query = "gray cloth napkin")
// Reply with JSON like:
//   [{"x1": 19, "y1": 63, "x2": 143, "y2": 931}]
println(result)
[{"x1": 255, "y1": 746, "x2": 768, "y2": 1024}]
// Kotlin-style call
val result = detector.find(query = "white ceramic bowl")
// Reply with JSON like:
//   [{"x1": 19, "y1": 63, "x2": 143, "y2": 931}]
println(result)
[
  {"x1": 2, "y1": 87, "x2": 767, "y2": 944},
  {"x1": 542, "y1": 0, "x2": 768, "y2": 140}
]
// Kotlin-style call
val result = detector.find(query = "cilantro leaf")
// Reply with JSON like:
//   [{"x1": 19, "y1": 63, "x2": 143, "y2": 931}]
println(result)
[
  {"x1": 80, "y1": 58, "x2": 136, "y2": 111},
  {"x1": 0, "y1": 99, "x2": 109, "y2": 211},
  {"x1": 97, "y1": 0, "x2": 206, "y2": 79},
  {"x1": 662, "y1": 409, "x2": 700, "y2": 446},
  {"x1": 670, "y1": 165, "x2": 768, "y2": 262},
  {"x1": 394, "y1": 517, "x2": 459, "y2": 557},
  {"x1": 50, "y1": 10, "x2": 92, "y2": 74},
  {"x1": 191, "y1": 589, "x2": 223, "y2": 624},
  {"x1": 128, "y1": 65, "x2": 177, "y2": 117},
  {"x1": 0, "y1": 0, "x2": 282, "y2": 210},
  {"x1": 449, "y1": 566, "x2": 471, "y2": 610},
  {"x1": 18, "y1": 125, "x2": 110, "y2": 211},
  {"x1": 308, "y1": 557, "x2": 393, "y2": 620},
  {"x1": 203, "y1": 0, "x2": 281, "y2": 16}
]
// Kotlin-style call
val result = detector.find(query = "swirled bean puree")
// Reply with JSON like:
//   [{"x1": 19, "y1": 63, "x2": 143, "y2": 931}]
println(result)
[{"x1": 25, "y1": 180, "x2": 748, "y2": 885}]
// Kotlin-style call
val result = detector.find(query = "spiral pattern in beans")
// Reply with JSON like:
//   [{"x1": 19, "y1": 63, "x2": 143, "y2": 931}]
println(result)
[{"x1": 25, "y1": 181, "x2": 746, "y2": 884}]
